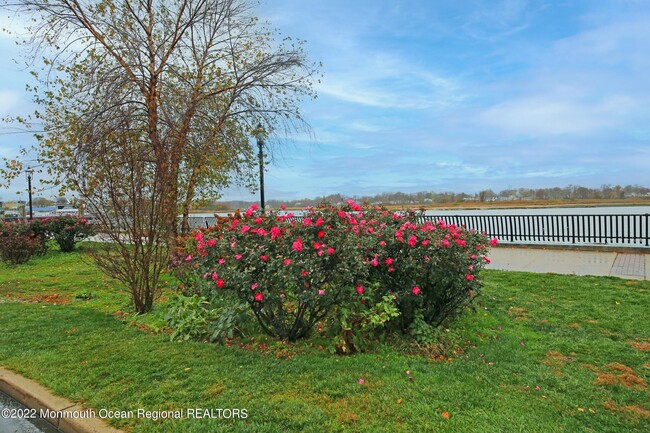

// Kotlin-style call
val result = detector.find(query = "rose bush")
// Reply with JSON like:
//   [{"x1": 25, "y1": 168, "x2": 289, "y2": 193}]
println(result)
[
  {"x1": 42, "y1": 216, "x2": 95, "y2": 252},
  {"x1": 178, "y1": 203, "x2": 369, "y2": 341},
  {"x1": 176, "y1": 201, "x2": 496, "y2": 346},
  {"x1": 0, "y1": 220, "x2": 46, "y2": 264}
]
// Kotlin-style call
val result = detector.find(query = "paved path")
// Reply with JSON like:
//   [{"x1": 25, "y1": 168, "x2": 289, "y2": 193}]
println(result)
[{"x1": 488, "y1": 247, "x2": 649, "y2": 280}]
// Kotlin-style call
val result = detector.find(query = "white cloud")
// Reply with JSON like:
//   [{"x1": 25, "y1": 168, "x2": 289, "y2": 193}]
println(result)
[
  {"x1": 318, "y1": 53, "x2": 463, "y2": 110},
  {"x1": 478, "y1": 94, "x2": 639, "y2": 137},
  {"x1": 460, "y1": 0, "x2": 535, "y2": 41},
  {"x1": 0, "y1": 90, "x2": 21, "y2": 116}
]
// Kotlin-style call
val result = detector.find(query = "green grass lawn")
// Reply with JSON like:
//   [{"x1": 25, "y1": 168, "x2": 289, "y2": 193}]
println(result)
[{"x1": 0, "y1": 245, "x2": 648, "y2": 432}]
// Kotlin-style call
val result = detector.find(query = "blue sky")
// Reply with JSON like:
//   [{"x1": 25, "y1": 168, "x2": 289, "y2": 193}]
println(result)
[{"x1": 2, "y1": 0, "x2": 650, "y2": 202}]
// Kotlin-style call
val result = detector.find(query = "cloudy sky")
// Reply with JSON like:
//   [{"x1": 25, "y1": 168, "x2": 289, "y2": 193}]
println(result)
[{"x1": 2, "y1": 0, "x2": 650, "y2": 202}]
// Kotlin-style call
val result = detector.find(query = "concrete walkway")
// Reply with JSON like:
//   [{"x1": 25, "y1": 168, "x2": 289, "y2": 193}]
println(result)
[{"x1": 488, "y1": 246, "x2": 649, "y2": 280}]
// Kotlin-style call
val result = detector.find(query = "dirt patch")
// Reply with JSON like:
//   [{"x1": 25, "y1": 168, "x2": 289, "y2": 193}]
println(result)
[
  {"x1": 567, "y1": 323, "x2": 582, "y2": 329},
  {"x1": 338, "y1": 411, "x2": 359, "y2": 424},
  {"x1": 593, "y1": 363, "x2": 646, "y2": 390},
  {"x1": 23, "y1": 293, "x2": 71, "y2": 305},
  {"x1": 508, "y1": 307, "x2": 527, "y2": 321},
  {"x1": 542, "y1": 351, "x2": 577, "y2": 367},
  {"x1": 603, "y1": 401, "x2": 650, "y2": 419},
  {"x1": 627, "y1": 339, "x2": 650, "y2": 352},
  {"x1": 606, "y1": 363, "x2": 636, "y2": 374},
  {"x1": 595, "y1": 373, "x2": 646, "y2": 390},
  {"x1": 542, "y1": 351, "x2": 577, "y2": 377},
  {"x1": 204, "y1": 384, "x2": 226, "y2": 397}
]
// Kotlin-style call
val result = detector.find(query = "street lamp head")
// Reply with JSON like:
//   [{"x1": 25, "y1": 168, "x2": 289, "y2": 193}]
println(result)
[
  {"x1": 254, "y1": 123, "x2": 265, "y2": 146},
  {"x1": 25, "y1": 166, "x2": 34, "y2": 180}
]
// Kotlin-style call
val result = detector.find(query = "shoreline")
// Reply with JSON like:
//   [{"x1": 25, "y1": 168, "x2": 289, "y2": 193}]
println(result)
[{"x1": 192, "y1": 199, "x2": 650, "y2": 213}]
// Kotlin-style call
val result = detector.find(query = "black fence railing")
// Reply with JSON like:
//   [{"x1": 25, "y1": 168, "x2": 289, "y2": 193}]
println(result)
[
  {"x1": 183, "y1": 213, "x2": 650, "y2": 247},
  {"x1": 184, "y1": 216, "x2": 218, "y2": 229},
  {"x1": 420, "y1": 214, "x2": 650, "y2": 247}
]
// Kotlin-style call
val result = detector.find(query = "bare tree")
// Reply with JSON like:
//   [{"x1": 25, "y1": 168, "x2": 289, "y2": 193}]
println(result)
[
  {"x1": 1, "y1": 0, "x2": 318, "y2": 312},
  {"x1": 2, "y1": 0, "x2": 318, "y2": 251}
]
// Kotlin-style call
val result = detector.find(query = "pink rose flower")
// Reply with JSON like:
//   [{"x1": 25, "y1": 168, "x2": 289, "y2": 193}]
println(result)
[
  {"x1": 254, "y1": 292, "x2": 263, "y2": 302},
  {"x1": 412, "y1": 286, "x2": 421, "y2": 295}
]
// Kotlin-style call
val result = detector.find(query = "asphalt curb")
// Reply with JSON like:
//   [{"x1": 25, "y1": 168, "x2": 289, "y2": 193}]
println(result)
[{"x1": 0, "y1": 366, "x2": 122, "y2": 433}]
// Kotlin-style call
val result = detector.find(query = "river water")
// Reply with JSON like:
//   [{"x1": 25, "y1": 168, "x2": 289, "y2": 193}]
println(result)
[
  {"x1": 422, "y1": 205, "x2": 650, "y2": 216},
  {"x1": 191, "y1": 205, "x2": 650, "y2": 218}
]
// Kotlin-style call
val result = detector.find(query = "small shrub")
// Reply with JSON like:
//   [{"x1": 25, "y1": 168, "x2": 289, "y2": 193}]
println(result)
[
  {"x1": 75, "y1": 290, "x2": 97, "y2": 300},
  {"x1": 24, "y1": 219, "x2": 49, "y2": 255},
  {"x1": 327, "y1": 293, "x2": 401, "y2": 355},
  {"x1": 164, "y1": 293, "x2": 250, "y2": 343},
  {"x1": 43, "y1": 216, "x2": 95, "y2": 252},
  {"x1": 164, "y1": 294, "x2": 217, "y2": 341},
  {"x1": 208, "y1": 300, "x2": 250, "y2": 343},
  {"x1": 0, "y1": 221, "x2": 44, "y2": 264}
]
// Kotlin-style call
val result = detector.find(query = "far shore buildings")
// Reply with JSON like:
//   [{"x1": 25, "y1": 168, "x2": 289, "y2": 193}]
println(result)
[{"x1": 1, "y1": 201, "x2": 80, "y2": 220}]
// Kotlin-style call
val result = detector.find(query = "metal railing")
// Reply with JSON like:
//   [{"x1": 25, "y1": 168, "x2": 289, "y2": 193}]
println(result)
[
  {"x1": 182, "y1": 213, "x2": 650, "y2": 247},
  {"x1": 184, "y1": 216, "x2": 218, "y2": 229},
  {"x1": 420, "y1": 214, "x2": 650, "y2": 247}
]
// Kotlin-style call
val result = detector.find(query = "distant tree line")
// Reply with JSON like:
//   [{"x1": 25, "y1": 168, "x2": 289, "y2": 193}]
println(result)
[{"x1": 206, "y1": 184, "x2": 650, "y2": 210}]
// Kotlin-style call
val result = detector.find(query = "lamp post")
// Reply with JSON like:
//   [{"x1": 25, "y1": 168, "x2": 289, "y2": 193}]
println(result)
[
  {"x1": 25, "y1": 166, "x2": 34, "y2": 221},
  {"x1": 255, "y1": 124, "x2": 265, "y2": 212}
]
